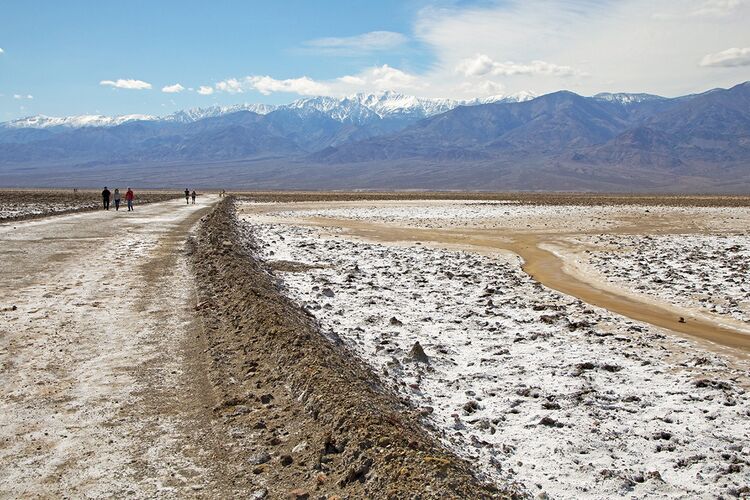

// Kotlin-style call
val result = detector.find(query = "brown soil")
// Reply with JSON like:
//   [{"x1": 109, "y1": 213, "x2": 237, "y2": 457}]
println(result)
[{"x1": 189, "y1": 198, "x2": 521, "y2": 499}]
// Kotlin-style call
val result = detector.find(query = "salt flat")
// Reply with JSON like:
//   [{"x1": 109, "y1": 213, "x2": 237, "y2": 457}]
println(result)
[{"x1": 239, "y1": 199, "x2": 750, "y2": 499}]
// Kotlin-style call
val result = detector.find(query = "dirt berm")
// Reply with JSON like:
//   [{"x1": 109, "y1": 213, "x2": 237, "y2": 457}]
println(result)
[{"x1": 189, "y1": 198, "x2": 523, "y2": 499}]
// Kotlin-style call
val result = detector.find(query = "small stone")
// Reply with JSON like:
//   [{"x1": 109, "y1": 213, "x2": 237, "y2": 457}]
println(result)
[
  {"x1": 287, "y1": 488, "x2": 309, "y2": 499},
  {"x1": 463, "y1": 401, "x2": 480, "y2": 415},
  {"x1": 249, "y1": 451, "x2": 271, "y2": 465},
  {"x1": 408, "y1": 342, "x2": 429, "y2": 363},
  {"x1": 539, "y1": 416, "x2": 564, "y2": 428},
  {"x1": 292, "y1": 441, "x2": 308, "y2": 453},
  {"x1": 251, "y1": 488, "x2": 268, "y2": 499},
  {"x1": 280, "y1": 454, "x2": 293, "y2": 466},
  {"x1": 321, "y1": 288, "x2": 335, "y2": 297}
]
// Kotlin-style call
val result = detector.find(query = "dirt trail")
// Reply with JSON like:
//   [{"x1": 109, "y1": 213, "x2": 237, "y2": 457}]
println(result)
[{"x1": 0, "y1": 196, "x2": 240, "y2": 497}]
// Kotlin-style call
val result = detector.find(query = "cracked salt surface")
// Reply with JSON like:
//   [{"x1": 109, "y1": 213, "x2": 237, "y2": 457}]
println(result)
[
  {"x1": 579, "y1": 234, "x2": 750, "y2": 324},
  {"x1": 240, "y1": 203, "x2": 750, "y2": 499}
]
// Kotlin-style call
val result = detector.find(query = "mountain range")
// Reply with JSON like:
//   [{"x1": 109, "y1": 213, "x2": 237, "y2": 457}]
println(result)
[{"x1": 1, "y1": 84, "x2": 748, "y2": 192}]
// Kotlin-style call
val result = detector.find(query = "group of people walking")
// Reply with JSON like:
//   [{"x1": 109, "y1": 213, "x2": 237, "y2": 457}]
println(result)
[
  {"x1": 100, "y1": 187, "x2": 206, "y2": 211},
  {"x1": 101, "y1": 187, "x2": 135, "y2": 211}
]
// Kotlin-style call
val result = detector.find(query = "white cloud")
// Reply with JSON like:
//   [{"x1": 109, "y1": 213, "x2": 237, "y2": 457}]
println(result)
[
  {"x1": 197, "y1": 85, "x2": 214, "y2": 95},
  {"x1": 700, "y1": 47, "x2": 750, "y2": 67},
  {"x1": 0, "y1": 48, "x2": 4, "y2": 55},
  {"x1": 215, "y1": 78, "x2": 243, "y2": 93},
  {"x1": 691, "y1": 0, "x2": 747, "y2": 16},
  {"x1": 211, "y1": 75, "x2": 330, "y2": 96},
  {"x1": 161, "y1": 83, "x2": 185, "y2": 93},
  {"x1": 337, "y1": 75, "x2": 366, "y2": 86},
  {"x1": 209, "y1": 64, "x2": 423, "y2": 98},
  {"x1": 304, "y1": 31, "x2": 408, "y2": 54},
  {"x1": 456, "y1": 54, "x2": 580, "y2": 77},
  {"x1": 194, "y1": 1, "x2": 750, "y2": 102},
  {"x1": 13, "y1": 94, "x2": 33, "y2": 100},
  {"x1": 248, "y1": 76, "x2": 329, "y2": 96},
  {"x1": 458, "y1": 79, "x2": 505, "y2": 96},
  {"x1": 100, "y1": 79, "x2": 152, "y2": 90},
  {"x1": 411, "y1": 0, "x2": 750, "y2": 98},
  {"x1": 366, "y1": 64, "x2": 421, "y2": 90}
]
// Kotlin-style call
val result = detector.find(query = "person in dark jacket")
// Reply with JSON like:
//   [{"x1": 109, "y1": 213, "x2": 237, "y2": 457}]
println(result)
[
  {"x1": 191, "y1": 190, "x2": 196, "y2": 204},
  {"x1": 184, "y1": 188, "x2": 190, "y2": 205},
  {"x1": 102, "y1": 187, "x2": 111, "y2": 210}
]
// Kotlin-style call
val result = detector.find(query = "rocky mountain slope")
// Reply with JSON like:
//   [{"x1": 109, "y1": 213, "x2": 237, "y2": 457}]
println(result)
[{"x1": 0, "y1": 84, "x2": 748, "y2": 191}]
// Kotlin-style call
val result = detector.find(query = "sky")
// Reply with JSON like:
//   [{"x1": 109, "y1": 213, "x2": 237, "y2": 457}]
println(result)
[{"x1": 1, "y1": 0, "x2": 749, "y2": 121}]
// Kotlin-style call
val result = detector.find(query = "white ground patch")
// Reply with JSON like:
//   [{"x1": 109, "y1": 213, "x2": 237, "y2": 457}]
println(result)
[
  {"x1": 268, "y1": 202, "x2": 749, "y2": 233},
  {"x1": 577, "y1": 234, "x2": 750, "y2": 324},
  {"x1": 241, "y1": 203, "x2": 750, "y2": 500},
  {"x1": 0, "y1": 200, "x2": 99, "y2": 220}
]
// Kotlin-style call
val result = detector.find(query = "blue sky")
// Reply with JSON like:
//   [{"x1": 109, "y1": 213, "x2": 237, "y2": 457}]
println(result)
[{"x1": 1, "y1": 0, "x2": 749, "y2": 120}]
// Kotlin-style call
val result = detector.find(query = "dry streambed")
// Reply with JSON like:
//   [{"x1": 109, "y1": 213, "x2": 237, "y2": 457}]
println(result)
[
  {"x1": 578, "y1": 234, "x2": 750, "y2": 324},
  {"x1": 240, "y1": 201, "x2": 750, "y2": 499}
]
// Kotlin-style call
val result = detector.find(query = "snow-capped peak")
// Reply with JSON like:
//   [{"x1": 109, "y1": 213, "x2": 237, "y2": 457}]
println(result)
[
  {"x1": 163, "y1": 103, "x2": 277, "y2": 123},
  {"x1": 467, "y1": 91, "x2": 538, "y2": 105},
  {"x1": 593, "y1": 92, "x2": 666, "y2": 105},
  {"x1": 4, "y1": 113, "x2": 157, "y2": 129}
]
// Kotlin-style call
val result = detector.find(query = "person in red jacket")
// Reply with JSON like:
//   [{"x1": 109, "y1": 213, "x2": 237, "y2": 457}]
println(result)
[{"x1": 125, "y1": 188, "x2": 135, "y2": 211}]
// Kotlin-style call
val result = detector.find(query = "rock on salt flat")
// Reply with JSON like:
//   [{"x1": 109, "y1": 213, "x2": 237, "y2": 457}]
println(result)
[{"x1": 240, "y1": 205, "x2": 750, "y2": 500}]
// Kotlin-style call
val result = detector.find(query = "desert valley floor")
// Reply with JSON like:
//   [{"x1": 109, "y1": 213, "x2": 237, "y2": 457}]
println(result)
[
  {"x1": 1, "y1": 191, "x2": 749, "y2": 499},
  {"x1": 239, "y1": 197, "x2": 750, "y2": 498}
]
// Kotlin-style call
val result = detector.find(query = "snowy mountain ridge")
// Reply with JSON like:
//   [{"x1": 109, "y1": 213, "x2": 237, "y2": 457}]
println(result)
[
  {"x1": 1, "y1": 91, "x2": 537, "y2": 129},
  {"x1": 593, "y1": 92, "x2": 666, "y2": 105}
]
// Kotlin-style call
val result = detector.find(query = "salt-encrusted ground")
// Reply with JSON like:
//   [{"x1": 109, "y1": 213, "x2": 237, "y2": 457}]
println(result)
[
  {"x1": 267, "y1": 201, "x2": 749, "y2": 233},
  {"x1": 240, "y1": 201, "x2": 750, "y2": 499},
  {"x1": 578, "y1": 234, "x2": 750, "y2": 325},
  {"x1": 0, "y1": 199, "x2": 98, "y2": 219}
]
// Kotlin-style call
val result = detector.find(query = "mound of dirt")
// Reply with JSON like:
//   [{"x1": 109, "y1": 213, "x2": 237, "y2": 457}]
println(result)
[{"x1": 189, "y1": 198, "x2": 521, "y2": 498}]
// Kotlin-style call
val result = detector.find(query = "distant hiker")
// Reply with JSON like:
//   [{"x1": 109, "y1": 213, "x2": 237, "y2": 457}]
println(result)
[
  {"x1": 220, "y1": 189, "x2": 226, "y2": 197},
  {"x1": 113, "y1": 188, "x2": 121, "y2": 211},
  {"x1": 184, "y1": 188, "x2": 190, "y2": 205},
  {"x1": 125, "y1": 188, "x2": 135, "y2": 211},
  {"x1": 191, "y1": 190, "x2": 197, "y2": 204},
  {"x1": 102, "y1": 187, "x2": 111, "y2": 210}
]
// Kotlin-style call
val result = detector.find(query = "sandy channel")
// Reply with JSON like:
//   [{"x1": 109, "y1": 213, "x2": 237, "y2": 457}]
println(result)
[{"x1": 241, "y1": 200, "x2": 750, "y2": 358}]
